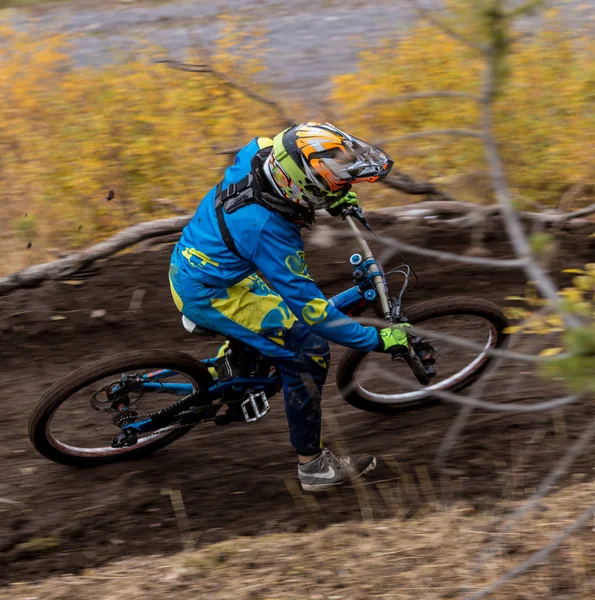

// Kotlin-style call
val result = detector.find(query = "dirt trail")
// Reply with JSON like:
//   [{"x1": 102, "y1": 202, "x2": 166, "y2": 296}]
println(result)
[{"x1": 1, "y1": 216, "x2": 594, "y2": 584}]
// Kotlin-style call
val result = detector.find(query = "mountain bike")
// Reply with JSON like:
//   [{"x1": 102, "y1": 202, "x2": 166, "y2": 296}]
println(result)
[{"x1": 29, "y1": 207, "x2": 509, "y2": 466}]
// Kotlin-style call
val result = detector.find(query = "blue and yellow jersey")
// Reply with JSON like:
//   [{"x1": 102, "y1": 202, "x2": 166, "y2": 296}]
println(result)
[{"x1": 173, "y1": 137, "x2": 379, "y2": 353}]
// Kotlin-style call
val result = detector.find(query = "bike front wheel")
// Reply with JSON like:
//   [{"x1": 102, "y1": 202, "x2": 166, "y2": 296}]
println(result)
[
  {"x1": 336, "y1": 296, "x2": 508, "y2": 413},
  {"x1": 28, "y1": 350, "x2": 214, "y2": 467}
]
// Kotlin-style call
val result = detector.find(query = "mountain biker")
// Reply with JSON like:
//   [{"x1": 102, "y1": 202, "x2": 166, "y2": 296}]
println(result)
[{"x1": 169, "y1": 122, "x2": 410, "y2": 491}]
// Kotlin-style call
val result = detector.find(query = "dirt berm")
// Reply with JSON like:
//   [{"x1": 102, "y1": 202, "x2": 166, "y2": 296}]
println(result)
[{"x1": 1, "y1": 214, "x2": 594, "y2": 587}]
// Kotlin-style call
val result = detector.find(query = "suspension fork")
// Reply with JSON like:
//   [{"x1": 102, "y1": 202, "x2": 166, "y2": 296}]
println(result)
[
  {"x1": 344, "y1": 215, "x2": 430, "y2": 385},
  {"x1": 344, "y1": 215, "x2": 391, "y2": 320}
]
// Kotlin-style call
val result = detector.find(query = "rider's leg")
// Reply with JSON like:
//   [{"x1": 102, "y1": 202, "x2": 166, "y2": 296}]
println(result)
[
  {"x1": 271, "y1": 322, "x2": 330, "y2": 459},
  {"x1": 169, "y1": 263, "x2": 376, "y2": 488},
  {"x1": 172, "y1": 265, "x2": 326, "y2": 450},
  {"x1": 273, "y1": 329, "x2": 376, "y2": 490}
]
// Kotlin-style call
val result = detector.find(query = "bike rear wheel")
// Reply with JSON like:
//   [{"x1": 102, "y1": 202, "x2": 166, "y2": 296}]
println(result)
[
  {"x1": 336, "y1": 296, "x2": 508, "y2": 413},
  {"x1": 28, "y1": 350, "x2": 213, "y2": 467}
]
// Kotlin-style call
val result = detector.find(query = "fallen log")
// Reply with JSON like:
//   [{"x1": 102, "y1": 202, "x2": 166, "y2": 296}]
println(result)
[
  {"x1": 0, "y1": 203, "x2": 592, "y2": 296},
  {"x1": 379, "y1": 201, "x2": 595, "y2": 228},
  {"x1": 0, "y1": 215, "x2": 191, "y2": 296}
]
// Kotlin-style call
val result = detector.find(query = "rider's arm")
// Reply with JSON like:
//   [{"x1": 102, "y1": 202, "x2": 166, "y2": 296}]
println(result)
[{"x1": 251, "y1": 213, "x2": 379, "y2": 352}]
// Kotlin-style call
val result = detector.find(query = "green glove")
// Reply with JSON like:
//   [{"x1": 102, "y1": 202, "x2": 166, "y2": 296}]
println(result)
[
  {"x1": 326, "y1": 191, "x2": 359, "y2": 217},
  {"x1": 376, "y1": 323, "x2": 412, "y2": 354}
]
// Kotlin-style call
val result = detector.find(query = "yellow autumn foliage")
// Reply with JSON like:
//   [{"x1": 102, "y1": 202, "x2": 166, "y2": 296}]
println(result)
[
  {"x1": 332, "y1": 8, "x2": 594, "y2": 208},
  {"x1": 0, "y1": 22, "x2": 281, "y2": 270},
  {"x1": 0, "y1": 5, "x2": 593, "y2": 273},
  {"x1": 506, "y1": 263, "x2": 595, "y2": 334},
  {"x1": 504, "y1": 262, "x2": 595, "y2": 391}
]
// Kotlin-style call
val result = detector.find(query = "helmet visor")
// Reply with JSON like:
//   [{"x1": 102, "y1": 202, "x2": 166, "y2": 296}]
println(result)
[{"x1": 308, "y1": 141, "x2": 393, "y2": 191}]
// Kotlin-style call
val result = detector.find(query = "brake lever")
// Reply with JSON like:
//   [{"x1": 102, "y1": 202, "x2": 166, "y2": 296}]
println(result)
[{"x1": 340, "y1": 205, "x2": 373, "y2": 231}]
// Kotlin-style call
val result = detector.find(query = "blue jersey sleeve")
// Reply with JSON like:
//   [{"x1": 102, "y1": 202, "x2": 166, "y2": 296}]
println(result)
[{"x1": 251, "y1": 213, "x2": 379, "y2": 352}]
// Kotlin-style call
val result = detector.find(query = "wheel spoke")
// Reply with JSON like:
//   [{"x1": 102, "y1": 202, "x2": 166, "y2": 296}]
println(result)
[
  {"x1": 30, "y1": 351, "x2": 214, "y2": 464},
  {"x1": 349, "y1": 311, "x2": 501, "y2": 406}
]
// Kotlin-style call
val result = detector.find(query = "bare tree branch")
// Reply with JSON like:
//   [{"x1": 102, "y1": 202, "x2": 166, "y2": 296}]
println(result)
[
  {"x1": 155, "y1": 60, "x2": 294, "y2": 128},
  {"x1": 375, "y1": 200, "x2": 496, "y2": 219},
  {"x1": 381, "y1": 172, "x2": 457, "y2": 201},
  {"x1": 377, "y1": 200, "x2": 595, "y2": 228},
  {"x1": 2, "y1": 200, "x2": 590, "y2": 296},
  {"x1": 362, "y1": 233, "x2": 528, "y2": 269},
  {"x1": 357, "y1": 91, "x2": 482, "y2": 109},
  {"x1": 479, "y1": 54, "x2": 583, "y2": 329},
  {"x1": 466, "y1": 500, "x2": 595, "y2": 599},
  {"x1": 408, "y1": 0, "x2": 489, "y2": 52},
  {"x1": 378, "y1": 129, "x2": 484, "y2": 146},
  {"x1": 556, "y1": 202, "x2": 595, "y2": 223},
  {"x1": 153, "y1": 61, "x2": 211, "y2": 73},
  {"x1": 364, "y1": 363, "x2": 581, "y2": 413}
]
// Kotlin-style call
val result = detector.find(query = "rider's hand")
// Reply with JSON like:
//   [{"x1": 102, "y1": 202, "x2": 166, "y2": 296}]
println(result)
[
  {"x1": 375, "y1": 323, "x2": 411, "y2": 355},
  {"x1": 326, "y1": 191, "x2": 359, "y2": 217}
]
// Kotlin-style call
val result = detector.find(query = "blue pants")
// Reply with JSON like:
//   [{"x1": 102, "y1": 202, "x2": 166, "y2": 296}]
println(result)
[
  {"x1": 271, "y1": 323, "x2": 329, "y2": 455},
  {"x1": 169, "y1": 249, "x2": 330, "y2": 455}
]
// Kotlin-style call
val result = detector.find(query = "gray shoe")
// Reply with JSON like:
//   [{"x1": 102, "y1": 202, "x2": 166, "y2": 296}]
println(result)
[{"x1": 298, "y1": 447, "x2": 377, "y2": 492}]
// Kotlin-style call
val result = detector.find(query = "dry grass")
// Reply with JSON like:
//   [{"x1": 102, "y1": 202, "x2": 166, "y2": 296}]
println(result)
[{"x1": 4, "y1": 481, "x2": 595, "y2": 600}]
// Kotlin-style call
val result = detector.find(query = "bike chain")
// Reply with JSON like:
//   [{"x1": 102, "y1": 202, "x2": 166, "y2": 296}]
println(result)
[
  {"x1": 112, "y1": 410, "x2": 139, "y2": 428},
  {"x1": 113, "y1": 378, "x2": 263, "y2": 437},
  {"x1": 115, "y1": 403, "x2": 225, "y2": 436}
]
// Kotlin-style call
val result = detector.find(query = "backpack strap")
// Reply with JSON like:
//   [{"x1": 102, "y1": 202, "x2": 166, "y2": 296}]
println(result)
[
  {"x1": 216, "y1": 174, "x2": 252, "y2": 205},
  {"x1": 214, "y1": 175, "x2": 253, "y2": 261}
]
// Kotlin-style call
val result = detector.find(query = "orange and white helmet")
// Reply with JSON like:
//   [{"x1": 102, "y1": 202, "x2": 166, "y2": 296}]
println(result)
[{"x1": 263, "y1": 122, "x2": 393, "y2": 210}]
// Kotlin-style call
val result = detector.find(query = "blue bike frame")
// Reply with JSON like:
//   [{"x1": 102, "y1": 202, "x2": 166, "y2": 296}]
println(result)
[{"x1": 122, "y1": 249, "x2": 386, "y2": 434}]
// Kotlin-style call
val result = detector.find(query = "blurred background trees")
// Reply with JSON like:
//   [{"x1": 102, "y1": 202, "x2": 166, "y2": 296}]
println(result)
[{"x1": 0, "y1": 1, "x2": 592, "y2": 271}]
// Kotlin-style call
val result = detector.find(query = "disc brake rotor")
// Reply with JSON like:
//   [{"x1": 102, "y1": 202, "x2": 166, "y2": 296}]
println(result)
[{"x1": 90, "y1": 378, "x2": 144, "y2": 412}]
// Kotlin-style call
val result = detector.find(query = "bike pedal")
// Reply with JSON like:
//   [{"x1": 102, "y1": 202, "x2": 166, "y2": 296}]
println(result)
[
  {"x1": 241, "y1": 391, "x2": 270, "y2": 423},
  {"x1": 424, "y1": 364, "x2": 437, "y2": 378},
  {"x1": 111, "y1": 429, "x2": 138, "y2": 448}
]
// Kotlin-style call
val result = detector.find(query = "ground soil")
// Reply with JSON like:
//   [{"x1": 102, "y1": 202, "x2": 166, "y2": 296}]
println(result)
[
  {"x1": 4, "y1": 481, "x2": 595, "y2": 600},
  {"x1": 1, "y1": 215, "x2": 594, "y2": 585}
]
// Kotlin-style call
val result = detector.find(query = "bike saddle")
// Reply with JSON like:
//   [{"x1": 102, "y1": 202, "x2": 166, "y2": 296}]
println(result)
[{"x1": 181, "y1": 315, "x2": 217, "y2": 337}]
